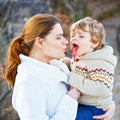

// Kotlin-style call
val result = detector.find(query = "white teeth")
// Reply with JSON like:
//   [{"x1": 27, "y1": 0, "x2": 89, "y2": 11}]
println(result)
[{"x1": 73, "y1": 42, "x2": 79, "y2": 46}]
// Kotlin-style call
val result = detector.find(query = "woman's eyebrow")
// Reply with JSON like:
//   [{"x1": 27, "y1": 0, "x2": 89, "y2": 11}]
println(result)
[{"x1": 56, "y1": 33, "x2": 63, "y2": 36}]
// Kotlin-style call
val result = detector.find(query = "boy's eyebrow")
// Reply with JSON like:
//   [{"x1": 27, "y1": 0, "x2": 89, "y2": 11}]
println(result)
[{"x1": 78, "y1": 32, "x2": 85, "y2": 35}]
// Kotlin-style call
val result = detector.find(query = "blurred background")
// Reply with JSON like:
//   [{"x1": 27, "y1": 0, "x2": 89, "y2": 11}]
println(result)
[{"x1": 0, "y1": 0, "x2": 120, "y2": 119}]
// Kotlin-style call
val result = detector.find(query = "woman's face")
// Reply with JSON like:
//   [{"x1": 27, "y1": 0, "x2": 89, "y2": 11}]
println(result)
[{"x1": 42, "y1": 23, "x2": 68, "y2": 60}]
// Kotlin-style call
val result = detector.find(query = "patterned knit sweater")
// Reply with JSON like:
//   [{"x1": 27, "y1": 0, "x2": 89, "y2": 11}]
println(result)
[{"x1": 69, "y1": 45, "x2": 117, "y2": 108}]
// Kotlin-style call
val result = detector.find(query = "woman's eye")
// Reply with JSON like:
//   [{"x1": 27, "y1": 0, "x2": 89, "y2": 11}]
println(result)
[{"x1": 56, "y1": 37, "x2": 61, "y2": 40}]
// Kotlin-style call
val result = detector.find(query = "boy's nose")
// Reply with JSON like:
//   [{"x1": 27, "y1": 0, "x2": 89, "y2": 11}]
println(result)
[
  {"x1": 71, "y1": 37, "x2": 77, "y2": 42},
  {"x1": 71, "y1": 34, "x2": 78, "y2": 40}
]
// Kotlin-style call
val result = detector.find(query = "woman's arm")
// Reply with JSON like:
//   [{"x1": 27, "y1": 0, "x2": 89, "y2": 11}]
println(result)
[{"x1": 14, "y1": 84, "x2": 80, "y2": 120}]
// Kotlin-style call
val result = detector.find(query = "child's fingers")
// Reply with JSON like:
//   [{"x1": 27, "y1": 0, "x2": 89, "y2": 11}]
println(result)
[
  {"x1": 103, "y1": 106, "x2": 109, "y2": 111},
  {"x1": 93, "y1": 114, "x2": 109, "y2": 120}
]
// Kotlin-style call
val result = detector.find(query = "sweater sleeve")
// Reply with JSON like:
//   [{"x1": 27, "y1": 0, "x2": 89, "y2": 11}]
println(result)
[
  {"x1": 69, "y1": 67, "x2": 114, "y2": 97},
  {"x1": 49, "y1": 59, "x2": 70, "y2": 77},
  {"x1": 14, "y1": 83, "x2": 78, "y2": 120},
  {"x1": 53, "y1": 95, "x2": 78, "y2": 120}
]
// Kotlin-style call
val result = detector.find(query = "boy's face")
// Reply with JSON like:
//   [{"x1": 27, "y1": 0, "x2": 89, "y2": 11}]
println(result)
[{"x1": 70, "y1": 29, "x2": 95, "y2": 58}]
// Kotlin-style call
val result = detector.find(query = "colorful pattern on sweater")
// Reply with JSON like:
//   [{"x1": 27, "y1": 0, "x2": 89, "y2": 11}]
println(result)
[{"x1": 72, "y1": 65, "x2": 114, "y2": 88}]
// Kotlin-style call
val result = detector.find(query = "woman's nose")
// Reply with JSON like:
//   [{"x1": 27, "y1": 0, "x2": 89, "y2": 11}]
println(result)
[{"x1": 63, "y1": 38, "x2": 69, "y2": 45}]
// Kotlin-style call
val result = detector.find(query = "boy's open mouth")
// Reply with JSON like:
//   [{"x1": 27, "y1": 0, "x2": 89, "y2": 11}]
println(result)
[{"x1": 72, "y1": 43, "x2": 79, "y2": 61}]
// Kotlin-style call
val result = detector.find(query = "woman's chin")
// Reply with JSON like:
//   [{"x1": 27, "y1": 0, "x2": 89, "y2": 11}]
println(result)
[
  {"x1": 57, "y1": 54, "x2": 65, "y2": 59},
  {"x1": 61, "y1": 54, "x2": 66, "y2": 58}
]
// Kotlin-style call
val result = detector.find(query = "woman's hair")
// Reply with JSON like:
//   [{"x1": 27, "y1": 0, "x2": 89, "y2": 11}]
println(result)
[
  {"x1": 4, "y1": 14, "x2": 59, "y2": 87},
  {"x1": 70, "y1": 17, "x2": 106, "y2": 49}
]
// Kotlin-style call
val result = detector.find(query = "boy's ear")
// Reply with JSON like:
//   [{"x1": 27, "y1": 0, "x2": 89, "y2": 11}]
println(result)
[
  {"x1": 91, "y1": 42, "x2": 99, "y2": 49},
  {"x1": 34, "y1": 37, "x2": 44, "y2": 48}
]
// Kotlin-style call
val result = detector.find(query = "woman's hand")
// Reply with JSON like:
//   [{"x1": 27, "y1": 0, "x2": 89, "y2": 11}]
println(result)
[
  {"x1": 67, "y1": 87, "x2": 81, "y2": 100},
  {"x1": 93, "y1": 102, "x2": 115, "y2": 120}
]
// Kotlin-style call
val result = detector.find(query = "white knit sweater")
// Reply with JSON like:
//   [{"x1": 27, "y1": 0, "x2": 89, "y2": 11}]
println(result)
[{"x1": 12, "y1": 54, "x2": 78, "y2": 120}]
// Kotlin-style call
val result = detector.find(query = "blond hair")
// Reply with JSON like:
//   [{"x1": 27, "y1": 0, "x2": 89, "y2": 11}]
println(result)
[{"x1": 70, "y1": 17, "x2": 106, "y2": 49}]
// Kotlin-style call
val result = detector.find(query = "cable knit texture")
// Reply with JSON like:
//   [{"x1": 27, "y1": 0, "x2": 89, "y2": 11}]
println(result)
[
  {"x1": 69, "y1": 45, "x2": 117, "y2": 108},
  {"x1": 12, "y1": 54, "x2": 78, "y2": 120}
]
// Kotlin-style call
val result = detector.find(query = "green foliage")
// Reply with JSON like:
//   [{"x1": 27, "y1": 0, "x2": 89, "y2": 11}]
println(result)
[
  {"x1": 97, "y1": 7, "x2": 120, "y2": 21},
  {"x1": 71, "y1": 2, "x2": 92, "y2": 22},
  {"x1": 84, "y1": 4, "x2": 92, "y2": 17},
  {"x1": 52, "y1": 0, "x2": 92, "y2": 22},
  {"x1": 52, "y1": 0, "x2": 70, "y2": 15}
]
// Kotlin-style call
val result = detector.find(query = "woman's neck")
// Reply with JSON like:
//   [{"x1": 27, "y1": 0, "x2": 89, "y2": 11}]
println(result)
[{"x1": 29, "y1": 51, "x2": 51, "y2": 64}]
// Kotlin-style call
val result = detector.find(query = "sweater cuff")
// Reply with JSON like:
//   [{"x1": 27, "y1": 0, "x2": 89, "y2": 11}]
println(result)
[{"x1": 56, "y1": 94, "x2": 78, "y2": 118}]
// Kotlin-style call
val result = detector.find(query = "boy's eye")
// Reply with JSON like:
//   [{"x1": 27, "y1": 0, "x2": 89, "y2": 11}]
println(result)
[
  {"x1": 79, "y1": 35, "x2": 84, "y2": 38},
  {"x1": 71, "y1": 34, "x2": 75, "y2": 37},
  {"x1": 70, "y1": 32, "x2": 75, "y2": 37}
]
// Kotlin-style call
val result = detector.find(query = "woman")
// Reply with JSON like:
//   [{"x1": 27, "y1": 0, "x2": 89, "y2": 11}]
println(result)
[{"x1": 4, "y1": 14, "x2": 114, "y2": 120}]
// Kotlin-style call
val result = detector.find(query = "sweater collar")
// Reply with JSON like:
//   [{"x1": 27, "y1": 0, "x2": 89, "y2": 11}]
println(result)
[
  {"x1": 19, "y1": 54, "x2": 69, "y2": 85},
  {"x1": 19, "y1": 54, "x2": 51, "y2": 68},
  {"x1": 76, "y1": 45, "x2": 117, "y2": 68}
]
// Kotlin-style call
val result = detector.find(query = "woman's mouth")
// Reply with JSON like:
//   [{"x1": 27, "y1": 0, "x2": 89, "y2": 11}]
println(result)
[{"x1": 72, "y1": 43, "x2": 79, "y2": 61}]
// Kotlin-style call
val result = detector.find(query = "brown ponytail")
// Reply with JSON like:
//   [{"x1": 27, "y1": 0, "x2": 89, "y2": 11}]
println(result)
[{"x1": 4, "y1": 36, "x2": 30, "y2": 87}]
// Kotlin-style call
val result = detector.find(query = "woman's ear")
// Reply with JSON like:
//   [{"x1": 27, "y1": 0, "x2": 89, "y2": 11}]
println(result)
[{"x1": 34, "y1": 37, "x2": 43, "y2": 48}]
